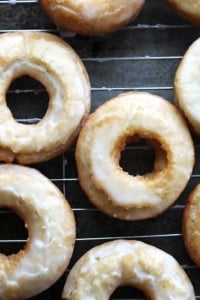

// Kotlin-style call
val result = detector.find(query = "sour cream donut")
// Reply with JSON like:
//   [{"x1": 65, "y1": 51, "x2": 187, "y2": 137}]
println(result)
[
  {"x1": 62, "y1": 239, "x2": 195, "y2": 299},
  {"x1": 39, "y1": 0, "x2": 145, "y2": 35},
  {"x1": 174, "y1": 37, "x2": 200, "y2": 134},
  {"x1": 165, "y1": 0, "x2": 200, "y2": 26},
  {"x1": 183, "y1": 184, "x2": 200, "y2": 267},
  {"x1": 0, "y1": 31, "x2": 90, "y2": 164},
  {"x1": 75, "y1": 92, "x2": 194, "y2": 220},
  {"x1": 0, "y1": 164, "x2": 76, "y2": 300}
]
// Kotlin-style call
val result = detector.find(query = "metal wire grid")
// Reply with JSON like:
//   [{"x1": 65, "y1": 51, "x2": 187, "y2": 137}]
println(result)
[{"x1": 1, "y1": 0, "x2": 200, "y2": 299}]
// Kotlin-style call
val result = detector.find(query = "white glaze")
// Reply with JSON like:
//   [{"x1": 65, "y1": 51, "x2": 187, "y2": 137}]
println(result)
[
  {"x1": 0, "y1": 31, "x2": 91, "y2": 163},
  {"x1": 0, "y1": 164, "x2": 76, "y2": 300},
  {"x1": 76, "y1": 92, "x2": 194, "y2": 220},
  {"x1": 175, "y1": 37, "x2": 200, "y2": 134},
  {"x1": 62, "y1": 240, "x2": 195, "y2": 300},
  {"x1": 39, "y1": 0, "x2": 145, "y2": 35}
]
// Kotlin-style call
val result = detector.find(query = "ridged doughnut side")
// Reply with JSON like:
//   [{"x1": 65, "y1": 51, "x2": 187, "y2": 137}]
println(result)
[
  {"x1": 183, "y1": 184, "x2": 200, "y2": 267},
  {"x1": 39, "y1": 0, "x2": 145, "y2": 35},
  {"x1": 165, "y1": 0, "x2": 200, "y2": 26}
]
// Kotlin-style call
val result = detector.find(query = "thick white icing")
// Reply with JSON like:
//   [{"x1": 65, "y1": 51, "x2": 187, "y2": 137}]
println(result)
[
  {"x1": 0, "y1": 31, "x2": 91, "y2": 163},
  {"x1": 62, "y1": 240, "x2": 195, "y2": 299},
  {"x1": 0, "y1": 164, "x2": 76, "y2": 299}
]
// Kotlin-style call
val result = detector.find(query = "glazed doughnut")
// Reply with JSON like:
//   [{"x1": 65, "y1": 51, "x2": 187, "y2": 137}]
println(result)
[
  {"x1": 0, "y1": 31, "x2": 90, "y2": 164},
  {"x1": 39, "y1": 0, "x2": 145, "y2": 35},
  {"x1": 62, "y1": 239, "x2": 195, "y2": 299},
  {"x1": 0, "y1": 164, "x2": 76, "y2": 300},
  {"x1": 75, "y1": 92, "x2": 194, "y2": 220},
  {"x1": 174, "y1": 37, "x2": 200, "y2": 134},
  {"x1": 183, "y1": 184, "x2": 200, "y2": 267},
  {"x1": 165, "y1": 0, "x2": 200, "y2": 26}
]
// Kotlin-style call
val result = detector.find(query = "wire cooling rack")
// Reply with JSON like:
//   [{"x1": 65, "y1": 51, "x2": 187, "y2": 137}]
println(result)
[{"x1": 1, "y1": 0, "x2": 200, "y2": 299}]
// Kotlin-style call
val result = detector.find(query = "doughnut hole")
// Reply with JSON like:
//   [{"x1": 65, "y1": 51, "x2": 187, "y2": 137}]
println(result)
[
  {"x1": 111, "y1": 285, "x2": 146, "y2": 299},
  {"x1": 6, "y1": 75, "x2": 49, "y2": 124},
  {"x1": 0, "y1": 208, "x2": 28, "y2": 255},
  {"x1": 119, "y1": 135, "x2": 168, "y2": 177}
]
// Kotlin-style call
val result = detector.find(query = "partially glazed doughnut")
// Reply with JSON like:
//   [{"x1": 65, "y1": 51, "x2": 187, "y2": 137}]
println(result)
[
  {"x1": 183, "y1": 184, "x2": 200, "y2": 267},
  {"x1": 75, "y1": 92, "x2": 194, "y2": 220},
  {"x1": 165, "y1": 0, "x2": 200, "y2": 26},
  {"x1": 0, "y1": 31, "x2": 90, "y2": 164},
  {"x1": 62, "y1": 239, "x2": 195, "y2": 299},
  {"x1": 0, "y1": 164, "x2": 76, "y2": 300},
  {"x1": 39, "y1": 0, "x2": 145, "y2": 35},
  {"x1": 174, "y1": 37, "x2": 200, "y2": 134}
]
